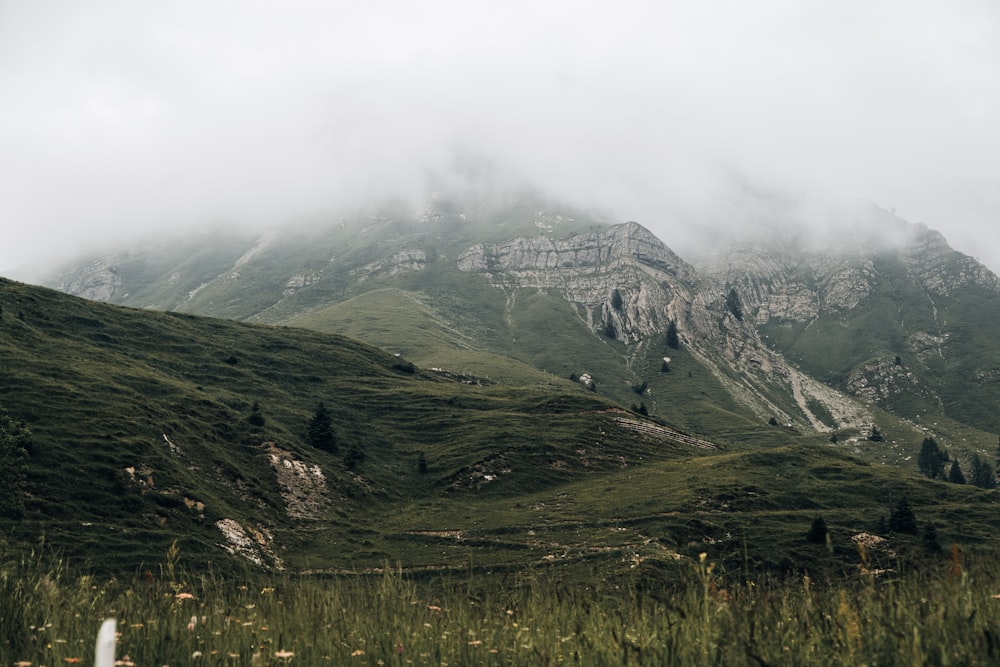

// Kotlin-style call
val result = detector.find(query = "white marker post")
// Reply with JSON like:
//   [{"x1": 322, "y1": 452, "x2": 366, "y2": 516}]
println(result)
[{"x1": 95, "y1": 618, "x2": 116, "y2": 667}]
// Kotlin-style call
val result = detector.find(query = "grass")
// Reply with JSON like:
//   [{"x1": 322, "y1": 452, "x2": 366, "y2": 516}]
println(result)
[{"x1": 4, "y1": 543, "x2": 1000, "y2": 666}]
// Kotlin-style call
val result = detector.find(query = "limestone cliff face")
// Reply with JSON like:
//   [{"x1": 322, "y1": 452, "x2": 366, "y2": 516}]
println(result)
[
  {"x1": 707, "y1": 219, "x2": 999, "y2": 328},
  {"x1": 457, "y1": 222, "x2": 702, "y2": 344},
  {"x1": 455, "y1": 221, "x2": 857, "y2": 429}
]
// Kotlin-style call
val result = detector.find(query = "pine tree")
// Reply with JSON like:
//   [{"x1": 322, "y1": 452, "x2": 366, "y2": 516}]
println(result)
[
  {"x1": 417, "y1": 451, "x2": 428, "y2": 474},
  {"x1": 610, "y1": 289, "x2": 623, "y2": 311},
  {"x1": 806, "y1": 516, "x2": 828, "y2": 544},
  {"x1": 889, "y1": 497, "x2": 918, "y2": 534},
  {"x1": 917, "y1": 437, "x2": 945, "y2": 479},
  {"x1": 248, "y1": 401, "x2": 265, "y2": 428},
  {"x1": 307, "y1": 402, "x2": 336, "y2": 452},
  {"x1": 922, "y1": 521, "x2": 941, "y2": 553},
  {"x1": 970, "y1": 454, "x2": 996, "y2": 489},
  {"x1": 0, "y1": 408, "x2": 30, "y2": 519},
  {"x1": 345, "y1": 443, "x2": 365, "y2": 470},
  {"x1": 725, "y1": 287, "x2": 743, "y2": 320},
  {"x1": 868, "y1": 425, "x2": 885, "y2": 442},
  {"x1": 666, "y1": 321, "x2": 680, "y2": 350},
  {"x1": 948, "y1": 459, "x2": 967, "y2": 484}
]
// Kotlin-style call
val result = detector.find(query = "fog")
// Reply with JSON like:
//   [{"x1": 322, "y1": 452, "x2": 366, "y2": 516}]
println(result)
[{"x1": 2, "y1": 1, "x2": 999, "y2": 276}]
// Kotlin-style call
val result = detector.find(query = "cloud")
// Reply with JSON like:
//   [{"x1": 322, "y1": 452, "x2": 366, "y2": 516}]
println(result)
[{"x1": 2, "y1": 1, "x2": 999, "y2": 274}]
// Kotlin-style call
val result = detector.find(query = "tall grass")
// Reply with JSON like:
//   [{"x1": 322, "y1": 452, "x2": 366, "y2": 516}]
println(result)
[{"x1": 4, "y1": 545, "x2": 1000, "y2": 666}]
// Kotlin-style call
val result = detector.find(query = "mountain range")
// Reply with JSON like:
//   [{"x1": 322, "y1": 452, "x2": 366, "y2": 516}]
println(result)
[{"x1": 3, "y1": 188, "x2": 998, "y2": 574}]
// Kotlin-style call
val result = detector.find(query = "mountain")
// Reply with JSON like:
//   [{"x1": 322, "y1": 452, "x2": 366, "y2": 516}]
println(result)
[
  {"x1": 44, "y1": 192, "x2": 1000, "y2": 457},
  {"x1": 3, "y1": 276, "x2": 998, "y2": 578}
]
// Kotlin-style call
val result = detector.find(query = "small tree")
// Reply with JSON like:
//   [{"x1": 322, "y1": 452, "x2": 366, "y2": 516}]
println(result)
[
  {"x1": 948, "y1": 459, "x2": 967, "y2": 484},
  {"x1": 345, "y1": 443, "x2": 365, "y2": 470},
  {"x1": 725, "y1": 287, "x2": 743, "y2": 320},
  {"x1": 603, "y1": 321, "x2": 617, "y2": 339},
  {"x1": 666, "y1": 321, "x2": 680, "y2": 350},
  {"x1": 0, "y1": 408, "x2": 30, "y2": 519},
  {"x1": 868, "y1": 426, "x2": 885, "y2": 442},
  {"x1": 970, "y1": 454, "x2": 996, "y2": 489},
  {"x1": 889, "y1": 497, "x2": 918, "y2": 534},
  {"x1": 307, "y1": 402, "x2": 337, "y2": 452},
  {"x1": 417, "y1": 451, "x2": 428, "y2": 474},
  {"x1": 917, "y1": 437, "x2": 945, "y2": 479},
  {"x1": 806, "y1": 516, "x2": 828, "y2": 544},
  {"x1": 610, "y1": 289, "x2": 623, "y2": 311},
  {"x1": 248, "y1": 401, "x2": 265, "y2": 428},
  {"x1": 922, "y1": 521, "x2": 941, "y2": 553}
]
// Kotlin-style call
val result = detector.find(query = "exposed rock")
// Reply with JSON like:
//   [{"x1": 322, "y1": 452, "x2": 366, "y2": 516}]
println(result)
[
  {"x1": 458, "y1": 222, "x2": 700, "y2": 343},
  {"x1": 283, "y1": 272, "x2": 321, "y2": 296},
  {"x1": 846, "y1": 358, "x2": 922, "y2": 404},
  {"x1": 266, "y1": 442, "x2": 331, "y2": 519},
  {"x1": 216, "y1": 518, "x2": 282, "y2": 569},
  {"x1": 53, "y1": 259, "x2": 122, "y2": 302},
  {"x1": 355, "y1": 248, "x2": 427, "y2": 283}
]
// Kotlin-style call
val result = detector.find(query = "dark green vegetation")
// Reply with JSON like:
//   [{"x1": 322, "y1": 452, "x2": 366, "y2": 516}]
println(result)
[
  {"x1": 5, "y1": 546, "x2": 1000, "y2": 666},
  {"x1": 3, "y1": 276, "x2": 1000, "y2": 580}
]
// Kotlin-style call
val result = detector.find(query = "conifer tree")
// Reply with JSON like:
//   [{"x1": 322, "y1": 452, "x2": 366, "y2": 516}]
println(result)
[
  {"x1": 345, "y1": 443, "x2": 365, "y2": 470},
  {"x1": 948, "y1": 459, "x2": 967, "y2": 484},
  {"x1": 970, "y1": 454, "x2": 996, "y2": 489},
  {"x1": 666, "y1": 321, "x2": 680, "y2": 350},
  {"x1": 922, "y1": 521, "x2": 941, "y2": 553},
  {"x1": 725, "y1": 287, "x2": 743, "y2": 320},
  {"x1": 917, "y1": 437, "x2": 945, "y2": 479},
  {"x1": 307, "y1": 402, "x2": 336, "y2": 452},
  {"x1": 806, "y1": 516, "x2": 828, "y2": 544},
  {"x1": 248, "y1": 401, "x2": 265, "y2": 428},
  {"x1": 889, "y1": 497, "x2": 918, "y2": 534}
]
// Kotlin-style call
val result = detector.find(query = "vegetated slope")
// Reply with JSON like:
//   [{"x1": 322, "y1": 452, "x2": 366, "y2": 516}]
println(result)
[
  {"x1": 0, "y1": 276, "x2": 725, "y2": 572},
  {"x1": 4, "y1": 278, "x2": 999, "y2": 578}
]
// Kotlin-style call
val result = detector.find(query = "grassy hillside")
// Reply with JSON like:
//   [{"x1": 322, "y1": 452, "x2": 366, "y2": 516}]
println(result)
[{"x1": 3, "y1": 276, "x2": 999, "y2": 579}]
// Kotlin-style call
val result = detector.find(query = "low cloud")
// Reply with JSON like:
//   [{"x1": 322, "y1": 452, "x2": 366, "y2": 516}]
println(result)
[{"x1": 2, "y1": 1, "x2": 999, "y2": 274}]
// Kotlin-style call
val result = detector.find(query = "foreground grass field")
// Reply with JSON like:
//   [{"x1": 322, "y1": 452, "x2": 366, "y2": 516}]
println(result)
[{"x1": 3, "y1": 546, "x2": 1000, "y2": 666}]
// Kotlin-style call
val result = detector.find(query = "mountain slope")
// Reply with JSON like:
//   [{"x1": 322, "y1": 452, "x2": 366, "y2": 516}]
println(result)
[{"x1": 4, "y1": 276, "x2": 1000, "y2": 578}]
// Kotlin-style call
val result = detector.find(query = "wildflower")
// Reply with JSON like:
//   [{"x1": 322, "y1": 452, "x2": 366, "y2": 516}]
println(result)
[
  {"x1": 274, "y1": 650, "x2": 295, "y2": 659},
  {"x1": 64, "y1": 659, "x2": 82, "y2": 664},
  {"x1": 175, "y1": 592, "x2": 195, "y2": 600},
  {"x1": 187, "y1": 615, "x2": 198, "y2": 632},
  {"x1": 351, "y1": 649, "x2": 366, "y2": 656},
  {"x1": 468, "y1": 640, "x2": 482, "y2": 646},
  {"x1": 427, "y1": 605, "x2": 442, "y2": 612},
  {"x1": 15, "y1": 662, "x2": 32, "y2": 667},
  {"x1": 192, "y1": 650, "x2": 203, "y2": 658},
  {"x1": 115, "y1": 656, "x2": 137, "y2": 667}
]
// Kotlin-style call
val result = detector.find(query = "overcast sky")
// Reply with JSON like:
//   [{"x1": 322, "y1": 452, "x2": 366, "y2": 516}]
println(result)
[{"x1": 2, "y1": 1, "x2": 999, "y2": 276}]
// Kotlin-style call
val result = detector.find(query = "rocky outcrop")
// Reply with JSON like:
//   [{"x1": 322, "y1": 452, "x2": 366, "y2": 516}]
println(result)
[
  {"x1": 458, "y1": 222, "x2": 700, "y2": 343},
  {"x1": 355, "y1": 248, "x2": 427, "y2": 283},
  {"x1": 53, "y1": 258, "x2": 123, "y2": 302}
]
